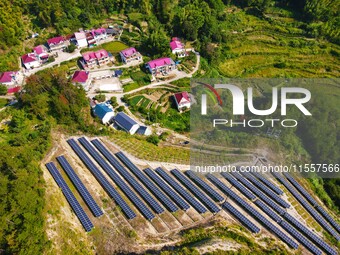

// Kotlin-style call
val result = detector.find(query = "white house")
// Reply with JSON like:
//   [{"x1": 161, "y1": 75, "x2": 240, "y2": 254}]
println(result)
[
  {"x1": 170, "y1": 37, "x2": 186, "y2": 58},
  {"x1": 22, "y1": 53, "x2": 40, "y2": 69},
  {"x1": 93, "y1": 103, "x2": 114, "y2": 124},
  {"x1": 119, "y1": 47, "x2": 142, "y2": 64},
  {"x1": 174, "y1": 91, "x2": 191, "y2": 111},
  {"x1": 74, "y1": 32, "x2": 88, "y2": 48},
  {"x1": 114, "y1": 112, "x2": 140, "y2": 135}
]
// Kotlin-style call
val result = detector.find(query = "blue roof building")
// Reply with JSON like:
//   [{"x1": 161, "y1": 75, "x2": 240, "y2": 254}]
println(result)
[
  {"x1": 115, "y1": 112, "x2": 140, "y2": 134},
  {"x1": 93, "y1": 104, "x2": 114, "y2": 124}
]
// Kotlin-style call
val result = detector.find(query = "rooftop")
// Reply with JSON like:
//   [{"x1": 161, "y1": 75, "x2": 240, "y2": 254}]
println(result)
[
  {"x1": 147, "y1": 57, "x2": 173, "y2": 69},
  {"x1": 94, "y1": 104, "x2": 113, "y2": 119},
  {"x1": 22, "y1": 53, "x2": 38, "y2": 63},
  {"x1": 174, "y1": 91, "x2": 190, "y2": 104},
  {"x1": 115, "y1": 112, "x2": 138, "y2": 131},
  {"x1": 72, "y1": 71, "x2": 89, "y2": 83},
  {"x1": 170, "y1": 38, "x2": 184, "y2": 51},
  {"x1": 0, "y1": 72, "x2": 16, "y2": 83},
  {"x1": 120, "y1": 47, "x2": 138, "y2": 57},
  {"x1": 47, "y1": 36, "x2": 65, "y2": 45},
  {"x1": 74, "y1": 32, "x2": 86, "y2": 40}
]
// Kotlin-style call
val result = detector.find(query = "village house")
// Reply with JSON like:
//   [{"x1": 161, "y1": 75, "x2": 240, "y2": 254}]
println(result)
[
  {"x1": 82, "y1": 49, "x2": 110, "y2": 68},
  {"x1": 34, "y1": 45, "x2": 49, "y2": 63},
  {"x1": 22, "y1": 53, "x2": 40, "y2": 69},
  {"x1": 170, "y1": 37, "x2": 187, "y2": 58},
  {"x1": 0, "y1": 72, "x2": 18, "y2": 86},
  {"x1": 91, "y1": 28, "x2": 107, "y2": 42},
  {"x1": 173, "y1": 91, "x2": 191, "y2": 111},
  {"x1": 71, "y1": 70, "x2": 90, "y2": 89},
  {"x1": 93, "y1": 103, "x2": 114, "y2": 124},
  {"x1": 119, "y1": 47, "x2": 142, "y2": 64},
  {"x1": 73, "y1": 32, "x2": 88, "y2": 48},
  {"x1": 114, "y1": 112, "x2": 140, "y2": 135},
  {"x1": 47, "y1": 36, "x2": 68, "y2": 51},
  {"x1": 146, "y1": 57, "x2": 176, "y2": 76}
]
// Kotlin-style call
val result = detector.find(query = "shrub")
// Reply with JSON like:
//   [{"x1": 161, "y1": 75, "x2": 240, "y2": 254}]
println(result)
[{"x1": 146, "y1": 134, "x2": 160, "y2": 145}]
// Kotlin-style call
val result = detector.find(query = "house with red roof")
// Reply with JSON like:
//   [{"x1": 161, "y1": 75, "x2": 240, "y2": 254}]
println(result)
[
  {"x1": 0, "y1": 72, "x2": 18, "y2": 86},
  {"x1": 91, "y1": 28, "x2": 107, "y2": 42},
  {"x1": 119, "y1": 47, "x2": 142, "y2": 64},
  {"x1": 22, "y1": 53, "x2": 40, "y2": 69},
  {"x1": 173, "y1": 91, "x2": 191, "y2": 111},
  {"x1": 34, "y1": 45, "x2": 49, "y2": 63},
  {"x1": 71, "y1": 71, "x2": 90, "y2": 89},
  {"x1": 170, "y1": 37, "x2": 186, "y2": 58},
  {"x1": 146, "y1": 57, "x2": 176, "y2": 76},
  {"x1": 47, "y1": 36, "x2": 68, "y2": 51},
  {"x1": 95, "y1": 49, "x2": 110, "y2": 66},
  {"x1": 82, "y1": 49, "x2": 111, "y2": 68}
]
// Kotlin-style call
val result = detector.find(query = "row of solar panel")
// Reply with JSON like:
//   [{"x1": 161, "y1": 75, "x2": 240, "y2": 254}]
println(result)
[
  {"x1": 70, "y1": 138, "x2": 225, "y2": 219},
  {"x1": 46, "y1": 162, "x2": 94, "y2": 232},
  {"x1": 283, "y1": 172, "x2": 340, "y2": 234},
  {"x1": 221, "y1": 171, "x2": 337, "y2": 255},
  {"x1": 67, "y1": 139, "x2": 137, "y2": 220},
  {"x1": 205, "y1": 173, "x2": 299, "y2": 249},
  {"x1": 272, "y1": 171, "x2": 340, "y2": 242}
]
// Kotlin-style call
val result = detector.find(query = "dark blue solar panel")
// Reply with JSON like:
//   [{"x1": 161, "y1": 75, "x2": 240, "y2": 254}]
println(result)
[
  {"x1": 56, "y1": 155, "x2": 103, "y2": 217},
  {"x1": 283, "y1": 172, "x2": 318, "y2": 206},
  {"x1": 225, "y1": 172, "x2": 287, "y2": 215},
  {"x1": 240, "y1": 171, "x2": 290, "y2": 208},
  {"x1": 185, "y1": 170, "x2": 224, "y2": 202},
  {"x1": 206, "y1": 174, "x2": 298, "y2": 249},
  {"x1": 89, "y1": 139, "x2": 164, "y2": 214},
  {"x1": 155, "y1": 167, "x2": 207, "y2": 214},
  {"x1": 220, "y1": 172, "x2": 257, "y2": 200},
  {"x1": 46, "y1": 162, "x2": 94, "y2": 232},
  {"x1": 252, "y1": 172, "x2": 284, "y2": 195},
  {"x1": 254, "y1": 200, "x2": 282, "y2": 223},
  {"x1": 284, "y1": 213, "x2": 338, "y2": 255},
  {"x1": 283, "y1": 173, "x2": 340, "y2": 234},
  {"x1": 66, "y1": 139, "x2": 136, "y2": 220},
  {"x1": 316, "y1": 206, "x2": 340, "y2": 234},
  {"x1": 272, "y1": 172, "x2": 340, "y2": 241},
  {"x1": 144, "y1": 168, "x2": 190, "y2": 211},
  {"x1": 76, "y1": 137, "x2": 155, "y2": 220},
  {"x1": 171, "y1": 169, "x2": 220, "y2": 213},
  {"x1": 222, "y1": 202, "x2": 260, "y2": 233},
  {"x1": 114, "y1": 151, "x2": 178, "y2": 212}
]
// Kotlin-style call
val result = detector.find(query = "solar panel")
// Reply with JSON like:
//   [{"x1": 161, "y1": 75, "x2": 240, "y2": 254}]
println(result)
[
  {"x1": 252, "y1": 172, "x2": 284, "y2": 195},
  {"x1": 155, "y1": 167, "x2": 207, "y2": 214},
  {"x1": 220, "y1": 172, "x2": 257, "y2": 200},
  {"x1": 171, "y1": 169, "x2": 220, "y2": 213},
  {"x1": 254, "y1": 200, "x2": 282, "y2": 223},
  {"x1": 76, "y1": 137, "x2": 155, "y2": 220},
  {"x1": 283, "y1": 213, "x2": 338, "y2": 255},
  {"x1": 283, "y1": 172, "x2": 318, "y2": 206},
  {"x1": 316, "y1": 206, "x2": 340, "y2": 234},
  {"x1": 66, "y1": 139, "x2": 136, "y2": 220},
  {"x1": 144, "y1": 168, "x2": 190, "y2": 211},
  {"x1": 272, "y1": 172, "x2": 340, "y2": 241},
  {"x1": 206, "y1": 174, "x2": 298, "y2": 249},
  {"x1": 89, "y1": 139, "x2": 164, "y2": 214},
  {"x1": 185, "y1": 170, "x2": 225, "y2": 202},
  {"x1": 279, "y1": 221, "x2": 322, "y2": 255},
  {"x1": 224, "y1": 172, "x2": 287, "y2": 215},
  {"x1": 283, "y1": 173, "x2": 340, "y2": 234},
  {"x1": 222, "y1": 202, "x2": 260, "y2": 233},
  {"x1": 46, "y1": 162, "x2": 94, "y2": 232},
  {"x1": 240, "y1": 171, "x2": 290, "y2": 208},
  {"x1": 114, "y1": 151, "x2": 178, "y2": 212},
  {"x1": 56, "y1": 155, "x2": 103, "y2": 217}
]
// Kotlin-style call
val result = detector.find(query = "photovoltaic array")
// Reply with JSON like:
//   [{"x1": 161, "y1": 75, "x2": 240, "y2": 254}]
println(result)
[
  {"x1": 67, "y1": 138, "x2": 136, "y2": 220},
  {"x1": 56, "y1": 155, "x2": 103, "y2": 217},
  {"x1": 46, "y1": 162, "x2": 94, "y2": 232},
  {"x1": 115, "y1": 151, "x2": 178, "y2": 212},
  {"x1": 77, "y1": 137, "x2": 155, "y2": 220}
]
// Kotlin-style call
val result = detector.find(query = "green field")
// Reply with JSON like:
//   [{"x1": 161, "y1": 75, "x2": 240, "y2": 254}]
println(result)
[{"x1": 81, "y1": 41, "x2": 129, "y2": 54}]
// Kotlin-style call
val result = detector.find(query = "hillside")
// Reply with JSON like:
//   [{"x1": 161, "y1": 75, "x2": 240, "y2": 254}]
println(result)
[{"x1": 0, "y1": 0, "x2": 339, "y2": 254}]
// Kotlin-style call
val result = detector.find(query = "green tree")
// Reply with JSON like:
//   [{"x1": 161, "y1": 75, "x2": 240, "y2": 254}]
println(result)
[{"x1": 0, "y1": 84, "x2": 7, "y2": 95}]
